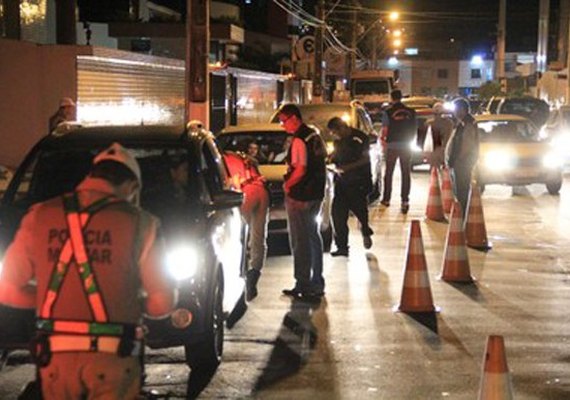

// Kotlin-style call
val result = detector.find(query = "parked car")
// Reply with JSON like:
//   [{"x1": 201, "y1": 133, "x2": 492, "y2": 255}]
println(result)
[
  {"x1": 216, "y1": 123, "x2": 333, "y2": 250},
  {"x1": 269, "y1": 101, "x2": 382, "y2": 200},
  {"x1": 402, "y1": 96, "x2": 443, "y2": 110},
  {"x1": 483, "y1": 96, "x2": 505, "y2": 114},
  {"x1": 495, "y1": 97, "x2": 550, "y2": 128},
  {"x1": 474, "y1": 114, "x2": 563, "y2": 194},
  {"x1": 0, "y1": 125, "x2": 249, "y2": 371}
]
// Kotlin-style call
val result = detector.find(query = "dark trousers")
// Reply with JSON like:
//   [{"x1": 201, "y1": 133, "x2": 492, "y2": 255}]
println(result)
[
  {"x1": 382, "y1": 148, "x2": 412, "y2": 204},
  {"x1": 332, "y1": 182, "x2": 373, "y2": 250},
  {"x1": 449, "y1": 167, "x2": 472, "y2": 217}
]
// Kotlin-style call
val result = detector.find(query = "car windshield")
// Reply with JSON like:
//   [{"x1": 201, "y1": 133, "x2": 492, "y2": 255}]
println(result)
[
  {"x1": 216, "y1": 131, "x2": 290, "y2": 165},
  {"x1": 499, "y1": 99, "x2": 549, "y2": 126},
  {"x1": 352, "y1": 80, "x2": 390, "y2": 96},
  {"x1": 9, "y1": 146, "x2": 199, "y2": 219},
  {"x1": 477, "y1": 120, "x2": 539, "y2": 143}
]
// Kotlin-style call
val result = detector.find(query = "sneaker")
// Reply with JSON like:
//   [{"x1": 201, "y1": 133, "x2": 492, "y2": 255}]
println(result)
[
  {"x1": 363, "y1": 235, "x2": 373, "y2": 249},
  {"x1": 246, "y1": 269, "x2": 261, "y2": 301},
  {"x1": 380, "y1": 200, "x2": 390, "y2": 207},
  {"x1": 401, "y1": 202, "x2": 410, "y2": 214},
  {"x1": 331, "y1": 248, "x2": 349, "y2": 257}
]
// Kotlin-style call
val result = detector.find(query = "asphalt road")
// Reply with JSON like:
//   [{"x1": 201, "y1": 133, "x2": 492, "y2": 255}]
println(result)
[{"x1": 2, "y1": 169, "x2": 570, "y2": 399}]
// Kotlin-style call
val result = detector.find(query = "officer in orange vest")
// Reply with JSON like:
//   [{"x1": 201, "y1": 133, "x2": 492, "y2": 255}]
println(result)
[
  {"x1": 0, "y1": 143, "x2": 176, "y2": 399},
  {"x1": 223, "y1": 150, "x2": 270, "y2": 301}
]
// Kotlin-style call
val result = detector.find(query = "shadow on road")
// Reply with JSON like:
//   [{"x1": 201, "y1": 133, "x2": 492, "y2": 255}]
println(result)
[{"x1": 253, "y1": 298, "x2": 321, "y2": 391}]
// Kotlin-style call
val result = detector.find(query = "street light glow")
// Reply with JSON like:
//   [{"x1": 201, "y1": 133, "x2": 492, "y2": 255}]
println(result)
[
  {"x1": 393, "y1": 39, "x2": 402, "y2": 48},
  {"x1": 389, "y1": 11, "x2": 400, "y2": 21},
  {"x1": 393, "y1": 30, "x2": 402, "y2": 37}
]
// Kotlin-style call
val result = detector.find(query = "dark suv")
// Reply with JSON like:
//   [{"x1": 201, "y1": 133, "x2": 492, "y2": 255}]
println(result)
[{"x1": 0, "y1": 125, "x2": 249, "y2": 371}]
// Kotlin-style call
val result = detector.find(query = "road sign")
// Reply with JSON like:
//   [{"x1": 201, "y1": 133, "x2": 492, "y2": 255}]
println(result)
[{"x1": 295, "y1": 35, "x2": 315, "y2": 61}]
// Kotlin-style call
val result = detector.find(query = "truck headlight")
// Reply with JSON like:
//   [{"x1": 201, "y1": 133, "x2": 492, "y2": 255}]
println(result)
[
  {"x1": 543, "y1": 152, "x2": 563, "y2": 169},
  {"x1": 166, "y1": 245, "x2": 198, "y2": 281},
  {"x1": 484, "y1": 150, "x2": 515, "y2": 171}
]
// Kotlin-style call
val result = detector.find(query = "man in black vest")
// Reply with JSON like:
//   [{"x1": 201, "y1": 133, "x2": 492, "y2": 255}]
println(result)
[
  {"x1": 380, "y1": 90, "x2": 417, "y2": 214},
  {"x1": 327, "y1": 117, "x2": 374, "y2": 257},
  {"x1": 279, "y1": 104, "x2": 327, "y2": 300}
]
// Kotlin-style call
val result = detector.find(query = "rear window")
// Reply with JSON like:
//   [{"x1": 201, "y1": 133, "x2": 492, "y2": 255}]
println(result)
[{"x1": 352, "y1": 80, "x2": 390, "y2": 96}]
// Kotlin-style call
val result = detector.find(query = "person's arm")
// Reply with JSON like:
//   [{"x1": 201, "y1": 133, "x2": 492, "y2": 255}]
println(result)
[
  {"x1": 284, "y1": 137, "x2": 307, "y2": 194},
  {"x1": 0, "y1": 209, "x2": 38, "y2": 308},
  {"x1": 139, "y1": 216, "x2": 176, "y2": 318}
]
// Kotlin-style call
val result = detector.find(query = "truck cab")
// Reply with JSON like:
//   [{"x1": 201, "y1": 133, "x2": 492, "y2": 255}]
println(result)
[{"x1": 350, "y1": 70, "x2": 395, "y2": 123}]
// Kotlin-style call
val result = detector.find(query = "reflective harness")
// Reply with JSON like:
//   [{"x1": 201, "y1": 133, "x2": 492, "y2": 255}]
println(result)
[{"x1": 34, "y1": 193, "x2": 141, "y2": 361}]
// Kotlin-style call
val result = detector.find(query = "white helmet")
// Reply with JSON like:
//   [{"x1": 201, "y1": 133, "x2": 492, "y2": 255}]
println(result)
[
  {"x1": 433, "y1": 102, "x2": 445, "y2": 114},
  {"x1": 93, "y1": 142, "x2": 142, "y2": 186}
]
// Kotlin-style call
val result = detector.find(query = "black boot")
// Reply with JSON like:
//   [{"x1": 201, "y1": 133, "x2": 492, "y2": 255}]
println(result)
[{"x1": 246, "y1": 269, "x2": 261, "y2": 301}]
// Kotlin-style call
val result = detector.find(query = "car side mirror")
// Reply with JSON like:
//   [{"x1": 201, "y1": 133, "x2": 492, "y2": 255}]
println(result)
[{"x1": 209, "y1": 190, "x2": 243, "y2": 210}]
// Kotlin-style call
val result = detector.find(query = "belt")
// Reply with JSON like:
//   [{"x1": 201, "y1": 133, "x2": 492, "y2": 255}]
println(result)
[{"x1": 48, "y1": 335, "x2": 142, "y2": 356}]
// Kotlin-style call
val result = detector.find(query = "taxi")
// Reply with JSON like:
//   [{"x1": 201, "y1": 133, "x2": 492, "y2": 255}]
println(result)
[{"x1": 474, "y1": 114, "x2": 563, "y2": 194}]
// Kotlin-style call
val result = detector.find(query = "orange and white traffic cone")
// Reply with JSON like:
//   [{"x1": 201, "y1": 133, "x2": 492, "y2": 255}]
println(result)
[
  {"x1": 441, "y1": 167, "x2": 454, "y2": 214},
  {"x1": 425, "y1": 167, "x2": 447, "y2": 222},
  {"x1": 478, "y1": 335, "x2": 514, "y2": 400},
  {"x1": 394, "y1": 220, "x2": 440, "y2": 313},
  {"x1": 466, "y1": 182, "x2": 492, "y2": 251},
  {"x1": 439, "y1": 200, "x2": 475, "y2": 283}
]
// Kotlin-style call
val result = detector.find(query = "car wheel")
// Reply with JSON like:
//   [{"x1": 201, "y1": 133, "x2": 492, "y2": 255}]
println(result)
[
  {"x1": 184, "y1": 269, "x2": 224, "y2": 371},
  {"x1": 546, "y1": 179, "x2": 562, "y2": 195},
  {"x1": 321, "y1": 225, "x2": 332, "y2": 252}
]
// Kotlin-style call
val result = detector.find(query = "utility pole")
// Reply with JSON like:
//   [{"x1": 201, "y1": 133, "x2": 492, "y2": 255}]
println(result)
[
  {"x1": 537, "y1": 0, "x2": 550, "y2": 73},
  {"x1": 346, "y1": 1, "x2": 358, "y2": 84},
  {"x1": 558, "y1": 0, "x2": 570, "y2": 66},
  {"x1": 371, "y1": 22, "x2": 379, "y2": 70},
  {"x1": 312, "y1": 0, "x2": 325, "y2": 103},
  {"x1": 55, "y1": 0, "x2": 77, "y2": 44},
  {"x1": 3, "y1": 0, "x2": 20, "y2": 39},
  {"x1": 496, "y1": 0, "x2": 507, "y2": 93},
  {"x1": 186, "y1": 0, "x2": 210, "y2": 128}
]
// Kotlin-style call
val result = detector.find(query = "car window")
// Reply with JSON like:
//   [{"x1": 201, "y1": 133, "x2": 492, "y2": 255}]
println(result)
[
  {"x1": 217, "y1": 131, "x2": 289, "y2": 164},
  {"x1": 477, "y1": 120, "x2": 539, "y2": 143}
]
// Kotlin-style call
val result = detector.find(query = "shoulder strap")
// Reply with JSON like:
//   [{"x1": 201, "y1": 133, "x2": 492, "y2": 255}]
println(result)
[{"x1": 39, "y1": 193, "x2": 124, "y2": 321}]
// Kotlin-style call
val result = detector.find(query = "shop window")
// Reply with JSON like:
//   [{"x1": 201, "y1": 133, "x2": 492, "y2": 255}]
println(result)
[{"x1": 471, "y1": 68, "x2": 482, "y2": 79}]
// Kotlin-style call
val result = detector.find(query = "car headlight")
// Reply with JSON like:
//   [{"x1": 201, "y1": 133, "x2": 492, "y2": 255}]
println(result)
[
  {"x1": 550, "y1": 132, "x2": 570, "y2": 152},
  {"x1": 484, "y1": 150, "x2": 516, "y2": 171},
  {"x1": 543, "y1": 152, "x2": 563, "y2": 169},
  {"x1": 410, "y1": 140, "x2": 422, "y2": 153},
  {"x1": 166, "y1": 245, "x2": 198, "y2": 281}
]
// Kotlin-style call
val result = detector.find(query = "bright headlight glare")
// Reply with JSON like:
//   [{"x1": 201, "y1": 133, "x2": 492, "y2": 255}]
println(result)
[
  {"x1": 166, "y1": 246, "x2": 198, "y2": 281},
  {"x1": 484, "y1": 150, "x2": 515, "y2": 171},
  {"x1": 543, "y1": 153, "x2": 563, "y2": 169},
  {"x1": 410, "y1": 140, "x2": 422, "y2": 152},
  {"x1": 551, "y1": 133, "x2": 570, "y2": 150}
]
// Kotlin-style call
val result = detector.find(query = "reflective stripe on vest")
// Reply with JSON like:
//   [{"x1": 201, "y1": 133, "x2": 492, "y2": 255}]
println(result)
[{"x1": 39, "y1": 193, "x2": 121, "y2": 327}]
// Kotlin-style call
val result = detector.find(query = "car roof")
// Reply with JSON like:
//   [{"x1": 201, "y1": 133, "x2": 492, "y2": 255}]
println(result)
[
  {"x1": 38, "y1": 125, "x2": 200, "y2": 150},
  {"x1": 474, "y1": 114, "x2": 529, "y2": 122},
  {"x1": 218, "y1": 123, "x2": 285, "y2": 135}
]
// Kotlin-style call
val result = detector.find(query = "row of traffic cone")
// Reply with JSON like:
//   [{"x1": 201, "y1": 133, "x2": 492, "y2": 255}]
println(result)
[
  {"x1": 395, "y1": 219, "x2": 513, "y2": 398},
  {"x1": 425, "y1": 166, "x2": 492, "y2": 251}
]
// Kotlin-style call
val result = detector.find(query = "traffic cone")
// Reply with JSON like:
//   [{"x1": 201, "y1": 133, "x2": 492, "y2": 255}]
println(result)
[
  {"x1": 394, "y1": 220, "x2": 440, "y2": 313},
  {"x1": 425, "y1": 167, "x2": 447, "y2": 222},
  {"x1": 466, "y1": 183, "x2": 492, "y2": 251},
  {"x1": 478, "y1": 335, "x2": 514, "y2": 400},
  {"x1": 439, "y1": 200, "x2": 475, "y2": 283},
  {"x1": 441, "y1": 167, "x2": 454, "y2": 214}
]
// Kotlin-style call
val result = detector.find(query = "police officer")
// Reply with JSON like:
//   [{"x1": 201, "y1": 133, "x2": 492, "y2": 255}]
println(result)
[
  {"x1": 224, "y1": 150, "x2": 270, "y2": 301},
  {"x1": 380, "y1": 89, "x2": 417, "y2": 214},
  {"x1": 0, "y1": 143, "x2": 176, "y2": 400},
  {"x1": 327, "y1": 117, "x2": 374, "y2": 257}
]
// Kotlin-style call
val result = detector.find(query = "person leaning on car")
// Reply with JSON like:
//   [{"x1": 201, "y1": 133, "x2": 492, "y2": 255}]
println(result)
[
  {"x1": 380, "y1": 89, "x2": 417, "y2": 214},
  {"x1": 327, "y1": 117, "x2": 374, "y2": 257},
  {"x1": 279, "y1": 104, "x2": 327, "y2": 300},
  {"x1": 223, "y1": 150, "x2": 270, "y2": 301},
  {"x1": 0, "y1": 143, "x2": 176, "y2": 400},
  {"x1": 445, "y1": 98, "x2": 480, "y2": 216}
]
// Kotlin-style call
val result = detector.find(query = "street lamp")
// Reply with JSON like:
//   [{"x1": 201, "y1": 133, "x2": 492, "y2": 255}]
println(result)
[
  {"x1": 393, "y1": 29, "x2": 402, "y2": 37},
  {"x1": 393, "y1": 39, "x2": 402, "y2": 48},
  {"x1": 389, "y1": 11, "x2": 400, "y2": 21}
]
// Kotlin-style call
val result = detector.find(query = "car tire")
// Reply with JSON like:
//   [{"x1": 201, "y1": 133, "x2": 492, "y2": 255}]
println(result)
[
  {"x1": 184, "y1": 269, "x2": 224, "y2": 371},
  {"x1": 546, "y1": 179, "x2": 562, "y2": 195}
]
